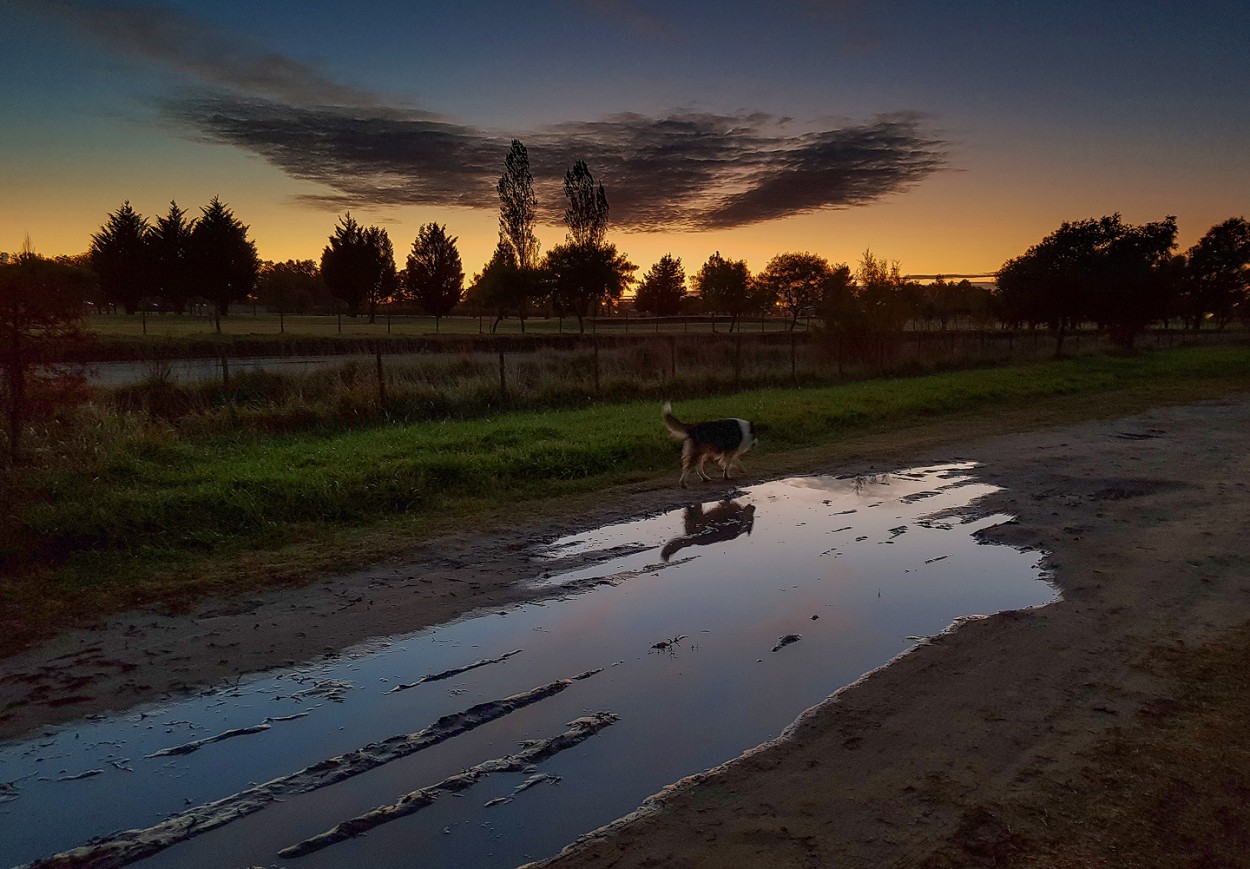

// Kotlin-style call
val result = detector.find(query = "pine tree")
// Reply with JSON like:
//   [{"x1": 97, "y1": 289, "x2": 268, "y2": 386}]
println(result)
[
  {"x1": 402, "y1": 223, "x2": 464, "y2": 332},
  {"x1": 89, "y1": 201, "x2": 153, "y2": 314},
  {"x1": 188, "y1": 197, "x2": 260, "y2": 329}
]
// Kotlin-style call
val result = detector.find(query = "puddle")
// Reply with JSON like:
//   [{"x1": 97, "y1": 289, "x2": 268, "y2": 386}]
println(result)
[{"x1": 0, "y1": 463, "x2": 1054, "y2": 868}]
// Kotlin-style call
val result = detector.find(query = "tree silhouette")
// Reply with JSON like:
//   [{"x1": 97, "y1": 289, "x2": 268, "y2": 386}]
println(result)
[
  {"x1": 694, "y1": 252, "x2": 752, "y2": 332},
  {"x1": 818, "y1": 251, "x2": 911, "y2": 366},
  {"x1": 256, "y1": 260, "x2": 329, "y2": 318},
  {"x1": 188, "y1": 197, "x2": 260, "y2": 329},
  {"x1": 563, "y1": 160, "x2": 609, "y2": 247},
  {"x1": 361, "y1": 226, "x2": 399, "y2": 323},
  {"x1": 1180, "y1": 217, "x2": 1250, "y2": 329},
  {"x1": 542, "y1": 162, "x2": 634, "y2": 331},
  {"x1": 0, "y1": 243, "x2": 93, "y2": 464},
  {"x1": 89, "y1": 201, "x2": 153, "y2": 314},
  {"x1": 148, "y1": 201, "x2": 194, "y2": 312},
  {"x1": 469, "y1": 242, "x2": 544, "y2": 333},
  {"x1": 919, "y1": 277, "x2": 979, "y2": 329},
  {"x1": 998, "y1": 214, "x2": 1176, "y2": 350},
  {"x1": 497, "y1": 140, "x2": 540, "y2": 270},
  {"x1": 403, "y1": 223, "x2": 464, "y2": 332},
  {"x1": 544, "y1": 242, "x2": 636, "y2": 331},
  {"x1": 634, "y1": 254, "x2": 687, "y2": 317},
  {"x1": 757, "y1": 252, "x2": 837, "y2": 330},
  {"x1": 320, "y1": 215, "x2": 397, "y2": 321}
]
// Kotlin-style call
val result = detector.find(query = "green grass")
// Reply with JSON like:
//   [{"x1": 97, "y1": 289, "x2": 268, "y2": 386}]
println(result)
[{"x1": 10, "y1": 344, "x2": 1249, "y2": 594}]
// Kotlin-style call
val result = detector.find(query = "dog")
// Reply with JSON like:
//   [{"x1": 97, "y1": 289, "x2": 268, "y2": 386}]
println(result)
[{"x1": 662, "y1": 402, "x2": 758, "y2": 487}]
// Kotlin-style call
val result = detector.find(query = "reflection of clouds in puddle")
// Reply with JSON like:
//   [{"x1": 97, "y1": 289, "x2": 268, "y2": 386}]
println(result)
[{"x1": 535, "y1": 463, "x2": 1005, "y2": 592}]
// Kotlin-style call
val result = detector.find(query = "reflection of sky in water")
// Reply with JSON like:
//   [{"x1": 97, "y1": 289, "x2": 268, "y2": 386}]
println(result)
[{"x1": 0, "y1": 464, "x2": 1054, "y2": 869}]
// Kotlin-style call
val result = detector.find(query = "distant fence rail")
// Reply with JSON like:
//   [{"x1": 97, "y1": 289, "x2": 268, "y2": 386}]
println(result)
[{"x1": 70, "y1": 325, "x2": 1249, "y2": 393}]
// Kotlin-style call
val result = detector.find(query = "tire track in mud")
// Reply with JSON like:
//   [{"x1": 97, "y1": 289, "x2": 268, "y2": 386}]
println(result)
[
  {"x1": 28, "y1": 670, "x2": 602, "y2": 869},
  {"x1": 385, "y1": 648, "x2": 523, "y2": 693},
  {"x1": 279, "y1": 712, "x2": 620, "y2": 859}
]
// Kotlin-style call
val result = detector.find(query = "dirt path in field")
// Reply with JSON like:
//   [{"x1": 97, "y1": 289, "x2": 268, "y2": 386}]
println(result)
[{"x1": 3, "y1": 392, "x2": 1250, "y2": 865}]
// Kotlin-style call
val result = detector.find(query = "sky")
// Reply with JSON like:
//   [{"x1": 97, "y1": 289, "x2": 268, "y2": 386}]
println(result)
[{"x1": 3, "y1": 0, "x2": 1248, "y2": 279}]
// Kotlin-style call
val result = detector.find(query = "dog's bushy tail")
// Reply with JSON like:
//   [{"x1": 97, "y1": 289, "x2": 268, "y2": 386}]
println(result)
[{"x1": 661, "y1": 401, "x2": 689, "y2": 439}]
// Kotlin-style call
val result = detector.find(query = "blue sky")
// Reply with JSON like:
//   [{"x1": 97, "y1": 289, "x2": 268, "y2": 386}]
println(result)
[{"x1": 3, "y1": 0, "x2": 1247, "y2": 277}]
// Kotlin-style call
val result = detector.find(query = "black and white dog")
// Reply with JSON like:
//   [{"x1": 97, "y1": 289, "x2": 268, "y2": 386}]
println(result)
[{"x1": 662, "y1": 402, "x2": 758, "y2": 487}]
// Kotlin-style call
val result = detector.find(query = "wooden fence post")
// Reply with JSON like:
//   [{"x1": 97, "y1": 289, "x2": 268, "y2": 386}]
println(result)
[
  {"x1": 593, "y1": 337, "x2": 601, "y2": 396},
  {"x1": 733, "y1": 335, "x2": 741, "y2": 389},
  {"x1": 790, "y1": 329, "x2": 797, "y2": 384},
  {"x1": 376, "y1": 351, "x2": 386, "y2": 410},
  {"x1": 498, "y1": 351, "x2": 507, "y2": 399}
]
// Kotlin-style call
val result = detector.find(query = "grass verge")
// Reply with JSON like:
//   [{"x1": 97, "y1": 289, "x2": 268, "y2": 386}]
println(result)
[{"x1": 3, "y1": 344, "x2": 1249, "y2": 655}]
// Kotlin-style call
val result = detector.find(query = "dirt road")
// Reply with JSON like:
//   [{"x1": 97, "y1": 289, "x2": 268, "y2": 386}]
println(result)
[{"x1": 534, "y1": 395, "x2": 1250, "y2": 867}]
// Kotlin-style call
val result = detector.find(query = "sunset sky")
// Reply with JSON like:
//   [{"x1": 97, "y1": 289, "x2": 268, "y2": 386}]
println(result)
[{"x1": 3, "y1": 0, "x2": 1247, "y2": 279}]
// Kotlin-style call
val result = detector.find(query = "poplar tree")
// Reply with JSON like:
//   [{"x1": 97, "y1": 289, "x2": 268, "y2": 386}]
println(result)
[{"x1": 497, "y1": 140, "x2": 540, "y2": 269}]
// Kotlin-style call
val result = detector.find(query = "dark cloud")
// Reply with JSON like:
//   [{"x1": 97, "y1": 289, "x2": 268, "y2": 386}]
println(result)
[
  {"x1": 31, "y1": 0, "x2": 947, "y2": 231},
  {"x1": 171, "y1": 95, "x2": 947, "y2": 231}
]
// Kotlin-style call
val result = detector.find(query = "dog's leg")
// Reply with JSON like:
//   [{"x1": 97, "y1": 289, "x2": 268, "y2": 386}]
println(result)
[
  {"x1": 679, "y1": 440, "x2": 694, "y2": 487},
  {"x1": 696, "y1": 454, "x2": 712, "y2": 482}
]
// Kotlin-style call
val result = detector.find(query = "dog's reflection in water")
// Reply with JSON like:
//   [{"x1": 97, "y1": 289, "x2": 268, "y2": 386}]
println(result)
[{"x1": 660, "y1": 499, "x2": 757, "y2": 562}]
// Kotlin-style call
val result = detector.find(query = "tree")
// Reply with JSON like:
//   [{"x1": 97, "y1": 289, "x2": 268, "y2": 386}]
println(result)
[
  {"x1": 694, "y1": 252, "x2": 752, "y2": 331},
  {"x1": 147, "y1": 201, "x2": 194, "y2": 312},
  {"x1": 402, "y1": 223, "x2": 464, "y2": 332},
  {"x1": 1180, "y1": 217, "x2": 1250, "y2": 329},
  {"x1": 563, "y1": 160, "x2": 609, "y2": 247},
  {"x1": 361, "y1": 226, "x2": 399, "y2": 323},
  {"x1": 756, "y1": 252, "x2": 835, "y2": 330},
  {"x1": 919, "y1": 277, "x2": 976, "y2": 329},
  {"x1": 854, "y1": 251, "x2": 913, "y2": 331},
  {"x1": 539, "y1": 157, "x2": 634, "y2": 331},
  {"x1": 998, "y1": 214, "x2": 1176, "y2": 351},
  {"x1": 187, "y1": 197, "x2": 260, "y2": 329},
  {"x1": 0, "y1": 243, "x2": 94, "y2": 464},
  {"x1": 544, "y1": 242, "x2": 636, "y2": 331},
  {"x1": 819, "y1": 251, "x2": 911, "y2": 366},
  {"x1": 320, "y1": 214, "x2": 398, "y2": 321},
  {"x1": 256, "y1": 260, "x2": 330, "y2": 321},
  {"x1": 468, "y1": 242, "x2": 544, "y2": 333},
  {"x1": 498, "y1": 139, "x2": 540, "y2": 269},
  {"x1": 89, "y1": 201, "x2": 153, "y2": 314},
  {"x1": 634, "y1": 254, "x2": 687, "y2": 317}
]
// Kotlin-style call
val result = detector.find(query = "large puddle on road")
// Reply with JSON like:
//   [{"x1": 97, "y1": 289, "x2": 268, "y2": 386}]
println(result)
[{"x1": 0, "y1": 463, "x2": 1055, "y2": 869}]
